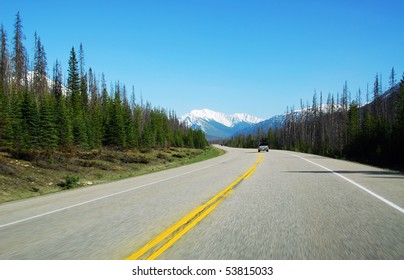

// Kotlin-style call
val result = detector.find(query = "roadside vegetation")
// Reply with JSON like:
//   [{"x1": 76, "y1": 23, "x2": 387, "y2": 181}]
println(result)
[
  {"x1": 226, "y1": 70, "x2": 404, "y2": 171},
  {"x1": 0, "y1": 146, "x2": 224, "y2": 203},
  {"x1": 0, "y1": 13, "x2": 219, "y2": 203}
]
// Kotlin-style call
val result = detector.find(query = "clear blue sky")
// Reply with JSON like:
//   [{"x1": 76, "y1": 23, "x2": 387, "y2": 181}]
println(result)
[{"x1": 1, "y1": 0, "x2": 403, "y2": 119}]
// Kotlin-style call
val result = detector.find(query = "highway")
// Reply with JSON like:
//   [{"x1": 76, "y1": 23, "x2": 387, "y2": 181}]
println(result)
[{"x1": 0, "y1": 146, "x2": 403, "y2": 259}]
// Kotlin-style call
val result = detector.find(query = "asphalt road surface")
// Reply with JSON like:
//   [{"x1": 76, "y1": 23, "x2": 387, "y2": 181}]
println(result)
[{"x1": 0, "y1": 146, "x2": 403, "y2": 259}]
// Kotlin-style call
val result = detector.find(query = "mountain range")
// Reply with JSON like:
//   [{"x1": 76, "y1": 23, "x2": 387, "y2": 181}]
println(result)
[{"x1": 180, "y1": 109, "x2": 284, "y2": 140}]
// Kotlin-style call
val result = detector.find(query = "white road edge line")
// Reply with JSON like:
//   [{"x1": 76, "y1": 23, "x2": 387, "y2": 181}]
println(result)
[
  {"x1": 286, "y1": 152, "x2": 404, "y2": 214},
  {"x1": 0, "y1": 158, "x2": 231, "y2": 229}
]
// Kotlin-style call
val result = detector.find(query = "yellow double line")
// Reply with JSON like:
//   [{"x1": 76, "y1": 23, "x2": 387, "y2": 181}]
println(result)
[{"x1": 125, "y1": 153, "x2": 263, "y2": 260}]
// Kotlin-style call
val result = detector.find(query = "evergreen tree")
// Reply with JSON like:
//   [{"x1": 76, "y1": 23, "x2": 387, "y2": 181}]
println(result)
[
  {"x1": 141, "y1": 122, "x2": 154, "y2": 148},
  {"x1": 12, "y1": 12, "x2": 27, "y2": 93},
  {"x1": 20, "y1": 90, "x2": 39, "y2": 149},
  {"x1": 33, "y1": 32, "x2": 48, "y2": 97},
  {"x1": 163, "y1": 114, "x2": 173, "y2": 147},
  {"x1": 0, "y1": 24, "x2": 10, "y2": 94},
  {"x1": 67, "y1": 47, "x2": 87, "y2": 147},
  {"x1": 51, "y1": 59, "x2": 73, "y2": 148},
  {"x1": 100, "y1": 75, "x2": 109, "y2": 146},
  {"x1": 87, "y1": 68, "x2": 103, "y2": 148},
  {"x1": 132, "y1": 104, "x2": 142, "y2": 147},
  {"x1": 389, "y1": 67, "x2": 398, "y2": 123},
  {"x1": 373, "y1": 74, "x2": 381, "y2": 117},
  {"x1": 8, "y1": 92, "x2": 24, "y2": 148},
  {"x1": 38, "y1": 94, "x2": 58, "y2": 150},
  {"x1": 267, "y1": 128, "x2": 275, "y2": 148},
  {"x1": 393, "y1": 73, "x2": 404, "y2": 162},
  {"x1": 105, "y1": 85, "x2": 125, "y2": 147},
  {"x1": 79, "y1": 43, "x2": 88, "y2": 112},
  {"x1": 56, "y1": 96, "x2": 73, "y2": 148},
  {"x1": 88, "y1": 68, "x2": 98, "y2": 107},
  {"x1": 123, "y1": 89, "x2": 136, "y2": 148},
  {"x1": 346, "y1": 101, "x2": 360, "y2": 158},
  {"x1": 0, "y1": 89, "x2": 10, "y2": 146},
  {"x1": 52, "y1": 60, "x2": 63, "y2": 102},
  {"x1": 67, "y1": 47, "x2": 80, "y2": 111},
  {"x1": 0, "y1": 25, "x2": 10, "y2": 146}
]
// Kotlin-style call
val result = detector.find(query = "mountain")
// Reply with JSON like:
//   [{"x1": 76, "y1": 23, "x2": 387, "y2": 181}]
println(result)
[
  {"x1": 235, "y1": 114, "x2": 286, "y2": 136},
  {"x1": 181, "y1": 109, "x2": 263, "y2": 140},
  {"x1": 236, "y1": 105, "x2": 346, "y2": 136}
]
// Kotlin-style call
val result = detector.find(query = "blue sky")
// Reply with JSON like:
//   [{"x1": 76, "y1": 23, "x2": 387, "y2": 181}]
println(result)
[{"x1": 1, "y1": 0, "x2": 403, "y2": 119}]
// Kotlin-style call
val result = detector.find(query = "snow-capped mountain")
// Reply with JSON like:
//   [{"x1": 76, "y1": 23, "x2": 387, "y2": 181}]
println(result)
[{"x1": 181, "y1": 109, "x2": 263, "y2": 140}]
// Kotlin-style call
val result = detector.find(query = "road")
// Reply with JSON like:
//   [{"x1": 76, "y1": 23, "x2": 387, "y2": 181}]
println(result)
[{"x1": 0, "y1": 146, "x2": 403, "y2": 259}]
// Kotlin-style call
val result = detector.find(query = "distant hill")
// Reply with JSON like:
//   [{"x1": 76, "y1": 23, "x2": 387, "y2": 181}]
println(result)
[{"x1": 234, "y1": 114, "x2": 286, "y2": 136}]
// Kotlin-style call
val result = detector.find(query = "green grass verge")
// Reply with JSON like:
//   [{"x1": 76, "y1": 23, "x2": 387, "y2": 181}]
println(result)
[{"x1": 0, "y1": 145, "x2": 225, "y2": 204}]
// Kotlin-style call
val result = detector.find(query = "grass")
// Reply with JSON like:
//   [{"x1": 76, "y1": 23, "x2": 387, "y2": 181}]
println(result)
[{"x1": 0, "y1": 146, "x2": 225, "y2": 204}]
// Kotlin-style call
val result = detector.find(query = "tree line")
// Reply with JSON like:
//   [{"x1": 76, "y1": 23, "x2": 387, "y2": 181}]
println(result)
[
  {"x1": 226, "y1": 69, "x2": 404, "y2": 170},
  {"x1": 0, "y1": 13, "x2": 208, "y2": 154}
]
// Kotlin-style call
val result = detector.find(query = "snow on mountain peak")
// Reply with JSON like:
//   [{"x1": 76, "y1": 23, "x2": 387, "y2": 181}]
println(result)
[
  {"x1": 180, "y1": 109, "x2": 264, "y2": 140},
  {"x1": 182, "y1": 109, "x2": 262, "y2": 128},
  {"x1": 231, "y1": 113, "x2": 263, "y2": 124}
]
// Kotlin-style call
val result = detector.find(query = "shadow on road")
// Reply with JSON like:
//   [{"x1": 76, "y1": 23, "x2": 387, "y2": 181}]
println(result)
[{"x1": 283, "y1": 170, "x2": 404, "y2": 179}]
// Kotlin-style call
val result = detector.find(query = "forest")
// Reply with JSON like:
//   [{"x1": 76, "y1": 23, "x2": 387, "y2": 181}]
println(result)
[
  {"x1": 226, "y1": 70, "x2": 404, "y2": 170},
  {"x1": 0, "y1": 13, "x2": 208, "y2": 156}
]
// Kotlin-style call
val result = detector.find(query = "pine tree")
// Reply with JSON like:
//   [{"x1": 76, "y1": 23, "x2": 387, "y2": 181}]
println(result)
[
  {"x1": 38, "y1": 94, "x2": 58, "y2": 150},
  {"x1": 105, "y1": 84, "x2": 125, "y2": 147},
  {"x1": 0, "y1": 92, "x2": 12, "y2": 146},
  {"x1": 56, "y1": 96, "x2": 73, "y2": 148},
  {"x1": 79, "y1": 43, "x2": 88, "y2": 112},
  {"x1": 88, "y1": 68, "x2": 98, "y2": 106},
  {"x1": 123, "y1": 89, "x2": 136, "y2": 148},
  {"x1": 67, "y1": 47, "x2": 80, "y2": 111},
  {"x1": 163, "y1": 114, "x2": 173, "y2": 147},
  {"x1": 67, "y1": 47, "x2": 87, "y2": 147},
  {"x1": 100, "y1": 74, "x2": 109, "y2": 145},
  {"x1": 132, "y1": 104, "x2": 142, "y2": 147},
  {"x1": 8, "y1": 92, "x2": 24, "y2": 148},
  {"x1": 266, "y1": 128, "x2": 274, "y2": 148},
  {"x1": 340, "y1": 81, "x2": 349, "y2": 151},
  {"x1": 390, "y1": 67, "x2": 396, "y2": 91},
  {"x1": 393, "y1": 73, "x2": 404, "y2": 162},
  {"x1": 20, "y1": 90, "x2": 39, "y2": 149},
  {"x1": 347, "y1": 101, "x2": 360, "y2": 157},
  {"x1": 389, "y1": 67, "x2": 398, "y2": 122},
  {"x1": 0, "y1": 25, "x2": 10, "y2": 146},
  {"x1": 52, "y1": 60, "x2": 63, "y2": 102},
  {"x1": 373, "y1": 74, "x2": 381, "y2": 117},
  {"x1": 12, "y1": 12, "x2": 28, "y2": 93},
  {"x1": 0, "y1": 24, "x2": 10, "y2": 95},
  {"x1": 88, "y1": 68, "x2": 103, "y2": 148},
  {"x1": 33, "y1": 32, "x2": 48, "y2": 97}
]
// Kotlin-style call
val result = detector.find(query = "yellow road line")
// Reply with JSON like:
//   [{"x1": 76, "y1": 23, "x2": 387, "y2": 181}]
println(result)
[
  {"x1": 244, "y1": 155, "x2": 263, "y2": 180},
  {"x1": 146, "y1": 198, "x2": 224, "y2": 260},
  {"x1": 125, "y1": 153, "x2": 263, "y2": 260}
]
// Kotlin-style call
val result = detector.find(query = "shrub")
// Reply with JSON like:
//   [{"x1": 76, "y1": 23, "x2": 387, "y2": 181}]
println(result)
[{"x1": 58, "y1": 175, "x2": 80, "y2": 189}]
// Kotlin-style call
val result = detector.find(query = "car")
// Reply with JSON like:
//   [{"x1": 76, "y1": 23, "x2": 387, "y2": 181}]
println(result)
[{"x1": 258, "y1": 142, "x2": 269, "y2": 152}]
